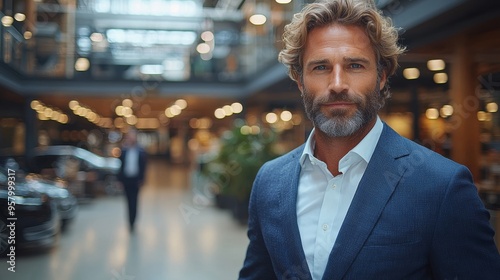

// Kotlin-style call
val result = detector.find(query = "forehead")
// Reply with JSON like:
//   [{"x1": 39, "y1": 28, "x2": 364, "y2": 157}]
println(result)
[{"x1": 303, "y1": 24, "x2": 375, "y2": 62}]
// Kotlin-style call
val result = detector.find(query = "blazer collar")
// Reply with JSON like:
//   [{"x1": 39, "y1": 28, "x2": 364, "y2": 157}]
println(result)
[
  {"x1": 322, "y1": 123, "x2": 411, "y2": 279},
  {"x1": 278, "y1": 144, "x2": 314, "y2": 278}
]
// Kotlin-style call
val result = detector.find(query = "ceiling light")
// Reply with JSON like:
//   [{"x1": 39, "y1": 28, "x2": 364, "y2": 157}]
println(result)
[
  {"x1": 486, "y1": 102, "x2": 498, "y2": 113},
  {"x1": 59, "y1": 114, "x2": 68, "y2": 124},
  {"x1": 165, "y1": 108, "x2": 174, "y2": 118},
  {"x1": 477, "y1": 111, "x2": 487, "y2": 122},
  {"x1": 115, "y1": 105, "x2": 124, "y2": 116},
  {"x1": 175, "y1": 99, "x2": 188, "y2": 110},
  {"x1": 90, "y1": 33, "x2": 104, "y2": 42},
  {"x1": 126, "y1": 115, "x2": 138, "y2": 125},
  {"x1": 24, "y1": 31, "x2": 32, "y2": 40},
  {"x1": 427, "y1": 59, "x2": 445, "y2": 71},
  {"x1": 249, "y1": 14, "x2": 267, "y2": 25},
  {"x1": 440, "y1": 105, "x2": 453, "y2": 117},
  {"x1": 266, "y1": 112, "x2": 278, "y2": 123},
  {"x1": 231, "y1": 102, "x2": 243, "y2": 114},
  {"x1": 197, "y1": 43, "x2": 211, "y2": 54},
  {"x1": 276, "y1": 0, "x2": 292, "y2": 3},
  {"x1": 280, "y1": 110, "x2": 292, "y2": 121},
  {"x1": 433, "y1": 73, "x2": 448, "y2": 84},
  {"x1": 68, "y1": 100, "x2": 79, "y2": 110},
  {"x1": 214, "y1": 108, "x2": 225, "y2": 119},
  {"x1": 75, "y1": 58, "x2": 90, "y2": 71},
  {"x1": 122, "y1": 107, "x2": 133, "y2": 118},
  {"x1": 201, "y1": 31, "x2": 214, "y2": 42},
  {"x1": 122, "y1": 99, "x2": 133, "y2": 108},
  {"x1": 14, "y1": 13, "x2": 26, "y2": 22},
  {"x1": 425, "y1": 108, "x2": 439, "y2": 120},
  {"x1": 223, "y1": 105, "x2": 233, "y2": 116},
  {"x1": 1, "y1": 16, "x2": 14, "y2": 27},
  {"x1": 403, "y1": 68, "x2": 420, "y2": 80},
  {"x1": 170, "y1": 105, "x2": 182, "y2": 116},
  {"x1": 30, "y1": 100, "x2": 40, "y2": 110}
]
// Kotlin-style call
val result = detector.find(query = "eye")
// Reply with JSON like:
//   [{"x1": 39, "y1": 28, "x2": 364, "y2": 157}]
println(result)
[
  {"x1": 350, "y1": 63, "x2": 363, "y2": 69},
  {"x1": 313, "y1": 65, "x2": 327, "y2": 71}
]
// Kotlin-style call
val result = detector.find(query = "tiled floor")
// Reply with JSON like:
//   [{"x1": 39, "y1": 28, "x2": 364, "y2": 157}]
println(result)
[{"x1": 0, "y1": 159, "x2": 249, "y2": 280}]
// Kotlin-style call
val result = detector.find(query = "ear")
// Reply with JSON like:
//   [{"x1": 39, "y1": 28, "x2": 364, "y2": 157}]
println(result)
[
  {"x1": 379, "y1": 70, "x2": 387, "y2": 91},
  {"x1": 296, "y1": 76, "x2": 304, "y2": 94}
]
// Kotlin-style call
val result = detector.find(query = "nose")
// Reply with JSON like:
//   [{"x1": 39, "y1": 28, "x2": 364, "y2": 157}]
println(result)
[{"x1": 328, "y1": 65, "x2": 349, "y2": 94}]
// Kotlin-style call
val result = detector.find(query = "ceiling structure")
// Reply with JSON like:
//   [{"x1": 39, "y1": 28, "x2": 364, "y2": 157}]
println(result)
[{"x1": 1, "y1": 0, "x2": 500, "y2": 124}]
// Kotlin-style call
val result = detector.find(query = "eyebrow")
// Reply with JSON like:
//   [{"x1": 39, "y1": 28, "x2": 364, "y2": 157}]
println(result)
[
  {"x1": 305, "y1": 57, "x2": 372, "y2": 69},
  {"x1": 305, "y1": 59, "x2": 329, "y2": 69},
  {"x1": 344, "y1": 57, "x2": 371, "y2": 66}
]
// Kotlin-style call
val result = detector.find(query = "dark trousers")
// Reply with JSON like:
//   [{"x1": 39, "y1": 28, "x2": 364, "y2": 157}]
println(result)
[{"x1": 122, "y1": 179, "x2": 140, "y2": 229}]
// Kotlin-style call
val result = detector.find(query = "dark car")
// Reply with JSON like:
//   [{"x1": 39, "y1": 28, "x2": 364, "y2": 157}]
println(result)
[
  {"x1": 0, "y1": 171, "x2": 60, "y2": 254},
  {"x1": 23, "y1": 173, "x2": 78, "y2": 229},
  {"x1": 31, "y1": 145, "x2": 122, "y2": 199},
  {"x1": 0, "y1": 163, "x2": 78, "y2": 227}
]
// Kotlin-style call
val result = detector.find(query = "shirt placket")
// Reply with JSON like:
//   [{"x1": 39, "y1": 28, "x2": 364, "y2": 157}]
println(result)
[{"x1": 312, "y1": 164, "x2": 344, "y2": 277}]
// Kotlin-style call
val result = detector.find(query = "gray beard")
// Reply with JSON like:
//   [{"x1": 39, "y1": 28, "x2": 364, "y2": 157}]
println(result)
[{"x1": 301, "y1": 84, "x2": 383, "y2": 138}]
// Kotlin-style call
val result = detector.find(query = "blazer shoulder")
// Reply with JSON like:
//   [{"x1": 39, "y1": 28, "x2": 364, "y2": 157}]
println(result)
[{"x1": 382, "y1": 125, "x2": 469, "y2": 182}]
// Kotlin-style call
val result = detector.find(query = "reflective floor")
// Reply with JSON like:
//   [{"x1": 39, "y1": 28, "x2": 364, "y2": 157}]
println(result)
[{"x1": 0, "y1": 159, "x2": 249, "y2": 280}]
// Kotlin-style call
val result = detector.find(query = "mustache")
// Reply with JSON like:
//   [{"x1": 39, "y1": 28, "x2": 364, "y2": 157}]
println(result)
[{"x1": 311, "y1": 92, "x2": 364, "y2": 105}]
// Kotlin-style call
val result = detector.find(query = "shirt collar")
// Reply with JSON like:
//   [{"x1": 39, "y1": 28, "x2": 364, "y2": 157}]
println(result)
[{"x1": 299, "y1": 116, "x2": 384, "y2": 167}]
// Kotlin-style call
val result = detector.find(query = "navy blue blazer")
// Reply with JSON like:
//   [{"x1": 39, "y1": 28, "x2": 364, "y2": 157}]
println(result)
[{"x1": 239, "y1": 123, "x2": 500, "y2": 279}]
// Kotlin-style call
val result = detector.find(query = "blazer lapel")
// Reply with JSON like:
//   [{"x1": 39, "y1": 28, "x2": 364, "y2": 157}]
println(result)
[
  {"x1": 322, "y1": 124, "x2": 411, "y2": 280},
  {"x1": 278, "y1": 145, "x2": 313, "y2": 279}
]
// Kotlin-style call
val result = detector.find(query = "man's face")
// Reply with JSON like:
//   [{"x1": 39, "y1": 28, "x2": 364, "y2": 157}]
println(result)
[{"x1": 297, "y1": 24, "x2": 386, "y2": 137}]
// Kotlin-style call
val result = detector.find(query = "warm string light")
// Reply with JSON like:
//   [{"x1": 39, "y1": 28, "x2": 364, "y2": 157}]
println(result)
[
  {"x1": 30, "y1": 100, "x2": 69, "y2": 124},
  {"x1": 164, "y1": 99, "x2": 188, "y2": 118},
  {"x1": 214, "y1": 102, "x2": 243, "y2": 119}
]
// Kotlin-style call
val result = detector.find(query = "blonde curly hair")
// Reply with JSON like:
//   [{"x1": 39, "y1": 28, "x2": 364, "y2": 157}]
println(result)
[{"x1": 278, "y1": 0, "x2": 405, "y2": 99}]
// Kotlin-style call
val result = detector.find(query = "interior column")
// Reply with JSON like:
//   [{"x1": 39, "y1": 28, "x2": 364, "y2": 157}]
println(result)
[{"x1": 450, "y1": 35, "x2": 481, "y2": 183}]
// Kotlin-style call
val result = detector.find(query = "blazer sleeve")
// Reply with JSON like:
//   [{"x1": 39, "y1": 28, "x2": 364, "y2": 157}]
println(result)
[
  {"x1": 118, "y1": 150, "x2": 125, "y2": 182},
  {"x1": 138, "y1": 148, "x2": 147, "y2": 182},
  {"x1": 239, "y1": 168, "x2": 277, "y2": 280},
  {"x1": 430, "y1": 165, "x2": 500, "y2": 279}
]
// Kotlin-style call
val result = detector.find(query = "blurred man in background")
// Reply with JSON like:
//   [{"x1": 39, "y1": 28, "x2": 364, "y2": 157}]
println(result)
[{"x1": 118, "y1": 128, "x2": 147, "y2": 233}]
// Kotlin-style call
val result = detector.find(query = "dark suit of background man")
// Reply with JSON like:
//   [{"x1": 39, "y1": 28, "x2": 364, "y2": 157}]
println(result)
[
  {"x1": 239, "y1": 0, "x2": 500, "y2": 279},
  {"x1": 118, "y1": 129, "x2": 147, "y2": 232}
]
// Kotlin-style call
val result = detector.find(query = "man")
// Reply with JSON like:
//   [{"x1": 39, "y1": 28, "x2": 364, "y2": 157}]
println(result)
[
  {"x1": 118, "y1": 128, "x2": 147, "y2": 232},
  {"x1": 239, "y1": 0, "x2": 500, "y2": 279}
]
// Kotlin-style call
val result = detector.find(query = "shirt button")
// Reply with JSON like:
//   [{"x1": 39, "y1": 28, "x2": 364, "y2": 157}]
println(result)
[
  {"x1": 332, "y1": 184, "x2": 336, "y2": 189},
  {"x1": 322, "y1": 224, "x2": 328, "y2": 231}
]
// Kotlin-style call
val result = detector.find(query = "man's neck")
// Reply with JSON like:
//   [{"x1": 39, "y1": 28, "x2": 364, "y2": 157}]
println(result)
[{"x1": 313, "y1": 118, "x2": 376, "y2": 176}]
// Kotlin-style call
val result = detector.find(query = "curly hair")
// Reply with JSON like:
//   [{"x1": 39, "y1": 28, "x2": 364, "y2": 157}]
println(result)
[{"x1": 278, "y1": 0, "x2": 405, "y2": 99}]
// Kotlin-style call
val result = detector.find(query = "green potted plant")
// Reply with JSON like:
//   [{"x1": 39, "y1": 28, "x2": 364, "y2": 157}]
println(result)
[{"x1": 202, "y1": 122, "x2": 278, "y2": 223}]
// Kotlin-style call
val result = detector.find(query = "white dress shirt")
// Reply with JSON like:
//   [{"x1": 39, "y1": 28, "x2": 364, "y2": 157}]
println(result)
[
  {"x1": 124, "y1": 147, "x2": 139, "y2": 177},
  {"x1": 297, "y1": 117, "x2": 383, "y2": 280}
]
